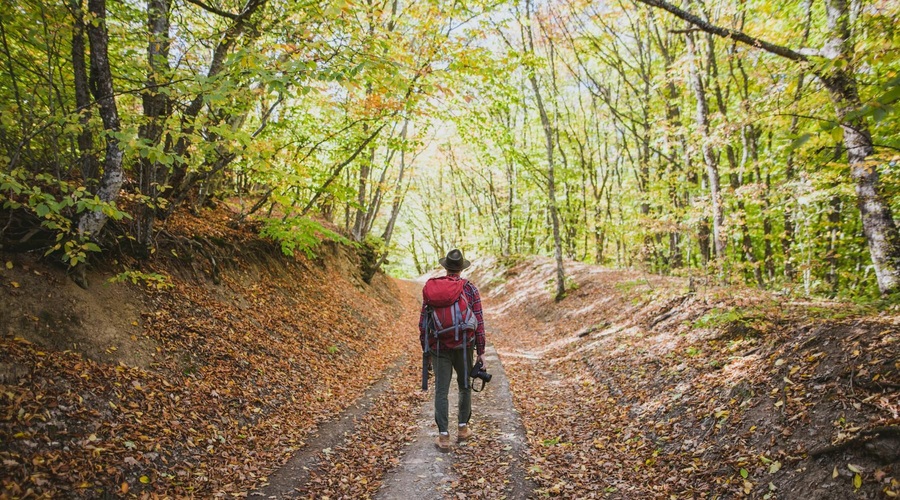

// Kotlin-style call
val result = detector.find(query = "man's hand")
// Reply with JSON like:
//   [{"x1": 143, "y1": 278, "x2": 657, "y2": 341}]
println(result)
[{"x1": 476, "y1": 354, "x2": 484, "y2": 368}]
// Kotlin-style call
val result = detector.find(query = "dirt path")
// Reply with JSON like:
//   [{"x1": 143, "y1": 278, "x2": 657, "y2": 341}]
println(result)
[
  {"x1": 377, "y1": 340, "x2": 535, "y2": 499},
  {"x1": 251, "y1": 336, "x2": 535, "y2": 498},
  {"x1": 245, "y1": 278, "x2": 535, "y2": 498},
  {"x1": 251, "y1": 358, "x2": 408, "y2": 498}
]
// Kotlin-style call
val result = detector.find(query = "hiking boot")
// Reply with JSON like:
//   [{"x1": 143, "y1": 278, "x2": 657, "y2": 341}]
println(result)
[
  {"x1": 435, "y1": 433, "x2": 451, "y2": 452},
  {"x1": 457, "y1": 425, "x2": 472, "y2": 442}
]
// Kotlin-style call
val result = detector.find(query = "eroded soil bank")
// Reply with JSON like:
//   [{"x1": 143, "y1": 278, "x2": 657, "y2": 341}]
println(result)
[
  {"x1": 0, "y1": 209, "x2": 421, "y2": 498},
  {"x1": 475, "y1": 256, "x2": 898, "y2": 499}
]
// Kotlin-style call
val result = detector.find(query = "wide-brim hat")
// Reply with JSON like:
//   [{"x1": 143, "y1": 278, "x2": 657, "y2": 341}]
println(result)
[{"x1": 439, "y1": 249, "x2": 471, "y2": 271}]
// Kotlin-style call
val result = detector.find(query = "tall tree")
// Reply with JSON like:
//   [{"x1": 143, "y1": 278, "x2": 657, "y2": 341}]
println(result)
[
  {"x1": 523, "y1": 0, "x2": 566, "y2": 300},
  {"x1": 633, "y1": 0, "x2": 900, "y2": 294},
  {"x1": 77, "y1": 0, "x2": 124, "y2": 240}
]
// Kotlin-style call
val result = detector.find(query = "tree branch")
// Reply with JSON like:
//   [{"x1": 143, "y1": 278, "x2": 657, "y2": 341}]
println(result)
[
  {"x1": 634, "y1": 0, "x2": 809, "y2": 63},
  {"x1": 182, "y1": 0, "x2": 238, "y2": 19}
]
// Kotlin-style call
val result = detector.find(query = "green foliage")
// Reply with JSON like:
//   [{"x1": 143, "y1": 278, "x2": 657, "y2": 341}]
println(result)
[
  {"x1": 0, "y1": 169, "x2": 129, "y2": 266},
  {"x1": 615, "y1": 279, "x2": 653, "y2": 295},
  {"x1": 260, "y1": 217, "x2": 353, "y2": 259},
  {"x1": 109, "y1": 270, "x2": 174, "y2": 290},
  {"x1": 693, "y1": 308, "x2": 746, "y2": 330}
]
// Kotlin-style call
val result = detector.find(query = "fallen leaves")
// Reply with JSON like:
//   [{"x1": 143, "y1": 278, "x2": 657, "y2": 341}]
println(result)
[
  {"x1": 477, "y1": 256, "x2": 900, "y2": 499},
  {"x1": 0, "y1": 210, "x2": 418, "y2": 498}
]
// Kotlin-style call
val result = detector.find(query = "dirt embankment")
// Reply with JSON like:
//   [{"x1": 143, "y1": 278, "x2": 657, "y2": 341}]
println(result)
[
  {"x1": 0, "y1": 209, "x2": 420, "y2": 498},
  {"x1": 475, "y1": 256, "x2": 899, "y2": 499}
]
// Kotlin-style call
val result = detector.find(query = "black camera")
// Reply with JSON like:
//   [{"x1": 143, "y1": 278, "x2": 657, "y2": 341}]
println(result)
[{"x1": 470, "y1": 360, "x2": 492, "y2": 391}]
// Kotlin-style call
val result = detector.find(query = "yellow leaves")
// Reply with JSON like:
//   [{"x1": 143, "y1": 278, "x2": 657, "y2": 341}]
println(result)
[
  {"x1": 742, "y1": 479, "x2": 753, "y2": 494},
  {"x1": 5, "y1": 261, "x2": 12, "y2": 269},
  {"x1": 139, "y1": 475, "x2": 151, "y2": 484}
]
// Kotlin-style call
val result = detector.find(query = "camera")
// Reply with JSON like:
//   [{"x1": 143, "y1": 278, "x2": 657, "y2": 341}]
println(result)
[{"x1": 470, "y1": 360, "x2": 491, "y2": 391}]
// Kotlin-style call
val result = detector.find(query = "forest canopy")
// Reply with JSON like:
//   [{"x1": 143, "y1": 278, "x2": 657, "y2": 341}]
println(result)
[{"x1": 0, "y1": 0, "x2": 899, "y2": 298}]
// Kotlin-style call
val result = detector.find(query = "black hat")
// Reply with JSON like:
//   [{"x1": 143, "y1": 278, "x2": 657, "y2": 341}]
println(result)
[{"x1": 439, "y1": 249, "x2": 471, "y2": 272}]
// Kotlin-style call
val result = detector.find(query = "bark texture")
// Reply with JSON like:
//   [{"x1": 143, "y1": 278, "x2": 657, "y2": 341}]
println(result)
[{"x1": 77, "y1": 0, "x2": 124, "y2": 239}]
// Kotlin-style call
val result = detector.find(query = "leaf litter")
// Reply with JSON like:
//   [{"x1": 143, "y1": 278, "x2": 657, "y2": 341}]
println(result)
[
  {"x1": 0, "y1": 209, "x2": 422, "y2": 498},
  {"x1": 473, "y1": 256, "x2": 899, "y2": 499}
]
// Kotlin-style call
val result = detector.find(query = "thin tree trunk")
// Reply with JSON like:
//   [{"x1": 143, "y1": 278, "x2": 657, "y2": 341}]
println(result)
[
  {"x1": 684, "y1": 26, "x2": 725, "y2": 269},
  {"x1": 136, "y1": 0, "x2": 170, "y2": 254},
  {"x1": 372, "y1": 120, "x2": 411, "y2": 275},
  {"x1": 525, "y1": 0, "x2": 566, "y2": 301},
  {"x1": 826, "y1": 193, "x2": 842, "y2": 294},
  {"x1": 77, "y1": 0, "x2": 124, "y2": 240},
  {"x1": 70, "y1": 0, "x2": 98, "y2": 190}
]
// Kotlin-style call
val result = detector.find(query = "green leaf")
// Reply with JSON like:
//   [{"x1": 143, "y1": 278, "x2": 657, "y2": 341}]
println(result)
[
  {"x1": 877, "y1": 84, "x2": 900, "y2": 105},
  {"x1": 740, "y1": 468, "x2": 749, "y2": 479},
  {"x1": 788, "y1": 133, "x2": 812, "y2": 152}
]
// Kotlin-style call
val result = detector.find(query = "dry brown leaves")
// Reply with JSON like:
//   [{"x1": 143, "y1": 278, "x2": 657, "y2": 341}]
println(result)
[
  {"x1": 479, "y1": 257, "x2": 899, "y2": 499},
  {"x1": 0, "y1": 210, "x2": 419, "y2": 498},
  {"x1": 294, "y1": 358, "x2": 426, "y2": 499},
  {"x1": 450, "y1": 414, "x2": 515, "y2": 498}
]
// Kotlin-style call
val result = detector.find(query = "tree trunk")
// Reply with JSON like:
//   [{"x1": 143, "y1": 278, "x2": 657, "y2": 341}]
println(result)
[
  {"x1": 819, "y1": 0, "x2": 900, "y2": 294},
  {"x1": 826, "y1": 193, "x2": 842, "y2": 294},
  {"x1": 525, "y1": 0, "x2": 566, "y2": 301},
  {"x1": 70, "y1": 0, "x2": 98, "y2": 190},
  {"x1": 684, "y1": 28, "x2": 725, "y2": 266},
  {"x1": 370, "y1": 120, "x2": 411, "y2": 278},
  {"x1": 136, "y1": 0, "x2": 171, "y2": 255},
  {"x1": 77, "y1": 0, "x2": 124, "y2": 239}
]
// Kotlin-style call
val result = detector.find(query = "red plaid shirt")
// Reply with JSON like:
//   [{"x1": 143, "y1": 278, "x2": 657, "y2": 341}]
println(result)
[{"x1": 419, "y1": 276, "x2": 485, "y2": 355}]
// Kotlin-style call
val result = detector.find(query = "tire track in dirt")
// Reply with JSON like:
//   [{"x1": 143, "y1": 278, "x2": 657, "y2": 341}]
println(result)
[
  {"x1": 251, "y1": 357, "x2": 408, "y2": 498},
  {"x1": 375, "y1": 370, "x2": 460, "y2": 499},
  {"x1": 378, "y1": 340, "x2": 536, "y2": 499}
]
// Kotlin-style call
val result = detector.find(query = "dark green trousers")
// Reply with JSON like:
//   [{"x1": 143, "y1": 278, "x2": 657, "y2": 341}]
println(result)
[{"x1": 432, "y1": 347, "x2": 474, "y2": 433}]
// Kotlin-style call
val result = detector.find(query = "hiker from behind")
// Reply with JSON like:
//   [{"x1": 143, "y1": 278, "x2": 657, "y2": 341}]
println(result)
[{"x1": 419, "y1": 249, "x2": 486, "y2": 452}]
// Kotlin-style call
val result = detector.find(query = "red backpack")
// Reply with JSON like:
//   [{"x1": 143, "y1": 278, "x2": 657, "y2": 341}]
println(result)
[{"x1": 422, "y1": 276, "x2": 477, "y2": 351}]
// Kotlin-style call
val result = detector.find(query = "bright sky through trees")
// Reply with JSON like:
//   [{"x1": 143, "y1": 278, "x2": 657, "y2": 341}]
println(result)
[{"x1": 0, "y1": 0, "x2": 898, "y2": 297}]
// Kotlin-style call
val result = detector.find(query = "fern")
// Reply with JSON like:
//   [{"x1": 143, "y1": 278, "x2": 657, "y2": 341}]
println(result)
[{"x1": 260, "y1": 217, "x2": 353, "y2": 258}]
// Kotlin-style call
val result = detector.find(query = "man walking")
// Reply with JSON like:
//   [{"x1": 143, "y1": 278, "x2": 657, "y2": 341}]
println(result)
[{"x1": 419, "y1": 249, "x2": 486, "y2": 452}]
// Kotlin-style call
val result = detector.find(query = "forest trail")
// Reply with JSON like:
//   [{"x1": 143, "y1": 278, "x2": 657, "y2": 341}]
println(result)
[
  {"x1": 377, "y1": 341, "x2": 536, "y2": 499},
  {"x1": 253, "y1": 277, "x2": 536, "y2": 499},
  {"x1": 251, "y1": 358, "x2": 408, "y2": 498},
  {"x1": 2, "y1": 238, "x2": 897, "y2": 499}
]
